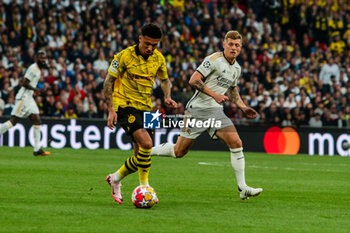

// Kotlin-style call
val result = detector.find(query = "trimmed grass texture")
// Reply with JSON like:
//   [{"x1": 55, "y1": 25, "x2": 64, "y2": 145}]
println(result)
[{"x1": 0, "y1": 147, "x2": 349, "y2": 233}]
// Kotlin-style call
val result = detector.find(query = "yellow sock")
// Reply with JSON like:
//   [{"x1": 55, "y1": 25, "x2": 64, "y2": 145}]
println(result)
[
  {"x1": 116, "y1": 156, "x2": 138, "y2": 180},
  {"x1": 137, "y1": 147, "x2": 152, "y2": 185}
]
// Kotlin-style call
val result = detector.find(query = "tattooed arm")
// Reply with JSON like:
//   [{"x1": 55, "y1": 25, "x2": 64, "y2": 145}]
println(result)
[
  {"x1": 226, "y1": 86, "x2": 257, "y2": 119},
  {"x1": 226, "y1": 86, "x2": 246, "y2": 109},
  {"x1": 189, "y1": 71, "x2": 228, "y2": 104},
  {"x1": 103, "y1": 73, "x2": 116, "y2": 109},
  {"x1": 103, "y1": 73, "x2": 118, "y2": 129}
]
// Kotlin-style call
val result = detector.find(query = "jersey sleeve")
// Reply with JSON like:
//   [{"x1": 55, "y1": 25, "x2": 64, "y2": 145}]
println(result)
[
  {"x1": 231, "y1": 66, "x2": 241, "y2": 87},
  {"x1": 108, "y1": 50, "x2": 125, "y2": 77},
  {"x1": 156, "y1": 53, "x2": 168, "y2": 80},
  {"x1": 24, "y1": 64, "x2": 37, "y2": 81},
  {"x1": 196, "y1": 56, "x2": 215, "y2": 78}
]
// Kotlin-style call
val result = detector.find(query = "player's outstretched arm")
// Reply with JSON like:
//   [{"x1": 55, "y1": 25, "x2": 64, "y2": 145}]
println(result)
[
  {"x1": 226, "y1": 86, "x2": 257, "y2": 119},
  {"x1": 189, "y1": 71, "x2": 228, "y2": 104},
  {"x1": 160, "y1": 79, "x2": 177, "y2": 108},
  {"x1": 103, "y1": 73, "x2": 117, "y2": 129}
]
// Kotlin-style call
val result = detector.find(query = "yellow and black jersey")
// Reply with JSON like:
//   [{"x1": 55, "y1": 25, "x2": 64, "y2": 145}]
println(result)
[{"x1": 108, "y1": 45, "x2": 168, "y2": 111}]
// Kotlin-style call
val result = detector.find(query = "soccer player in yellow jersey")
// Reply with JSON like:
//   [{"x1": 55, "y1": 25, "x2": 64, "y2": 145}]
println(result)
[{"x1": 103, "y1": 23, "x2": 177, "y2": 204}]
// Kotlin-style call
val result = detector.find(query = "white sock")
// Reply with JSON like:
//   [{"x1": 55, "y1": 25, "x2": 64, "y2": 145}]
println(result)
[
  {"x1": 113, "y1": 171, "x2": 122, "y2": 182},
  {"x1": 0, "y1": 120, "x2": 13, "y2": 134},
  {"x1": 230, "y1": 147, "x2": 246, "y2": 190},
  {"x1": 150, "y1": 143, "x2": 176, "y2": 158},
  {"x1": 33, "y1": 125, "x2": 41, "y2": 152}
]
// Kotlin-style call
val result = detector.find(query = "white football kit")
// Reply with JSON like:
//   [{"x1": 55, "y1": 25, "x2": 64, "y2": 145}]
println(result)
[
  {"x1": 180, "y1": 52, "x2": 241, "y2": 139},
  {"x1": 11, "y1": 63, "x2": 41, "y2": 118},
  {"x1": 151, "y1": 52, "x2": 263, "y2": 199}
]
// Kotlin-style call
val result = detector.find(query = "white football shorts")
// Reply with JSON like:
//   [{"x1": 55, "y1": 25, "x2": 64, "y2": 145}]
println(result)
[
  {"x1": 11, "y1": 97, "x2": 39, "y2": 118},
  {"x1": 179, "y1": 107, "x2": 233, "y2": 139}
]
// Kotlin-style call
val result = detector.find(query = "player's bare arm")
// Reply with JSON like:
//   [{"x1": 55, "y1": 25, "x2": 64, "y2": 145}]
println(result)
[
  {"x1": 160, "y1": 78, "x2": 177, "y2": 108},
  {"x1": 227, "y1": 86, "x2": 257, "y2": 119},
  {"x1": 189, "y1": 71, "x2": 228, "y2": 104},
  {"x1": 103, "y1": 73, "x2": 118, "y2": 129},
  {"x1": 22, "y1": 78, "x2": 40, "y2": 92}
]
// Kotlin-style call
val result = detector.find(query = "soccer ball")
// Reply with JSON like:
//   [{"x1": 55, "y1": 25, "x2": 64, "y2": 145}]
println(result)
[{"x1": 131, "y1": 185, "x2": 158, "y2": 208}]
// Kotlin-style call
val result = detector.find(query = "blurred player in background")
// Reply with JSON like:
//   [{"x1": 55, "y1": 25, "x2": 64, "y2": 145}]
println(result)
[
  {"x1": 103, "y1": 23, "x2": 177, "y2": 204},
  {"x1": 343, "y1": 142, "x2": 350, "y2": 150},
  {"x1": 151, "y1": 31, "x2": 262, "y2": 200},
  {"x1": 0, "y1": 51, "x2": 50, "y2": 156}
]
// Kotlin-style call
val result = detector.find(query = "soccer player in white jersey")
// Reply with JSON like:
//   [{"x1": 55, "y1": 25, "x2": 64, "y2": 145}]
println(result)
[
  {"x1": 151, "y1": 31, "x2": 262, "y2": 200},
  {"x1": 0, "y1": 51, "x2": 50, "y2": 156}
]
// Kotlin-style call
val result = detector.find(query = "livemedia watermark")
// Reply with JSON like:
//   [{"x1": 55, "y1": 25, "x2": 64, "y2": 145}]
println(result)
[{"x1": 143, "y1": 110, "x2": 222, "y2": 129}]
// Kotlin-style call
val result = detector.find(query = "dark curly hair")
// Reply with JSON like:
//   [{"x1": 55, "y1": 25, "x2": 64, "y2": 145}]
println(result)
[{"x1": 141, "y1": 23, "x2": 162, "y2": 39}]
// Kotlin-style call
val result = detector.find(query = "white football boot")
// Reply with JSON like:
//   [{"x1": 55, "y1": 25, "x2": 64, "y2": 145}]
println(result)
[
  {"x1": 239, "y1": 186, "x2": 263, "y2": 200},
  {"x1": 106, "y1": 174, "x2": 123, "y2": 204}
]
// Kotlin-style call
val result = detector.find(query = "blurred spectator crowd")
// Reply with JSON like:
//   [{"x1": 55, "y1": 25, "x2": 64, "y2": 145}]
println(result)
[{"x1": 0, "y1": 0, "x2": 349, "y2": 128}]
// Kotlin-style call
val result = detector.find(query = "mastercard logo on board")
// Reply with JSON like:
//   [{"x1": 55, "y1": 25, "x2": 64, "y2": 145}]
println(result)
[{"x1": 263, "y1": 127, "x2": 300, "y2": 155}]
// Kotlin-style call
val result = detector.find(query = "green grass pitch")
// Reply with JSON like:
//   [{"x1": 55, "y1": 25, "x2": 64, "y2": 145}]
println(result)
[{"x1": 0, "y1": 147, "x2": 349, "y2": 233}]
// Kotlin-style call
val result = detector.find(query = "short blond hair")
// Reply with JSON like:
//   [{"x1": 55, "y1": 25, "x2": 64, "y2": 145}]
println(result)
[{"x1": 224, "y1": 30, "x2": 242, "y2": 42}]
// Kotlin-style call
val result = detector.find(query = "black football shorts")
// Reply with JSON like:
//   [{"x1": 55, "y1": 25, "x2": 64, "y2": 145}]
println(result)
[{"x1": 117, "y1": 107, "x2": 154, "y2": 140}]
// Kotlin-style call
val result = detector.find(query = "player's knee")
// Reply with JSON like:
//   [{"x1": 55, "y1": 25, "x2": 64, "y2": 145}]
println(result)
[
  {"x1": 139, "y1": 141, "x2": 153, "y2": 150},
  {"x1": 34, "y1": 118, "x2": 42, "y2": 125},
  {"x1": 228, "y1": 138, "x2": 242, "y2": 148},
  {"x1": 175, "y1": 153, "x2": 186, "y2": 158},
  {"x1": 10, "y1": 119, "x2": 18, "y2": 126},
  {"x1": 174, "y1": 148, "x2": 188, "y2": 158},
  {"x1": 236, "y1": 139, "x2": 243, "y2": 148}
]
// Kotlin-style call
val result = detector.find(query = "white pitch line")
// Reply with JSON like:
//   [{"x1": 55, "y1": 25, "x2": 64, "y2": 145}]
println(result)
[
  {"x1": 198, "y1": 162, "x2": 229, "y2": 166},
  {"x1": 198, "y1": 162, "x2": 344, "y2": 172}
]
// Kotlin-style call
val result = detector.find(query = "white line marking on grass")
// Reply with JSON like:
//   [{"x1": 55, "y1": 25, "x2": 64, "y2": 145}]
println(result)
[
  {"x1": 198, "y1": 162, "x2": 342, "y2": 172},
  {"x1": 198, "y1": 162, "x2": 229, "y2": 166},
  {"x1": 198, "y1": 162, "x2": 294, "y2": 170},
  {"x1": 300, "y1": 162, "x2": 349, "y2": 167}
]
